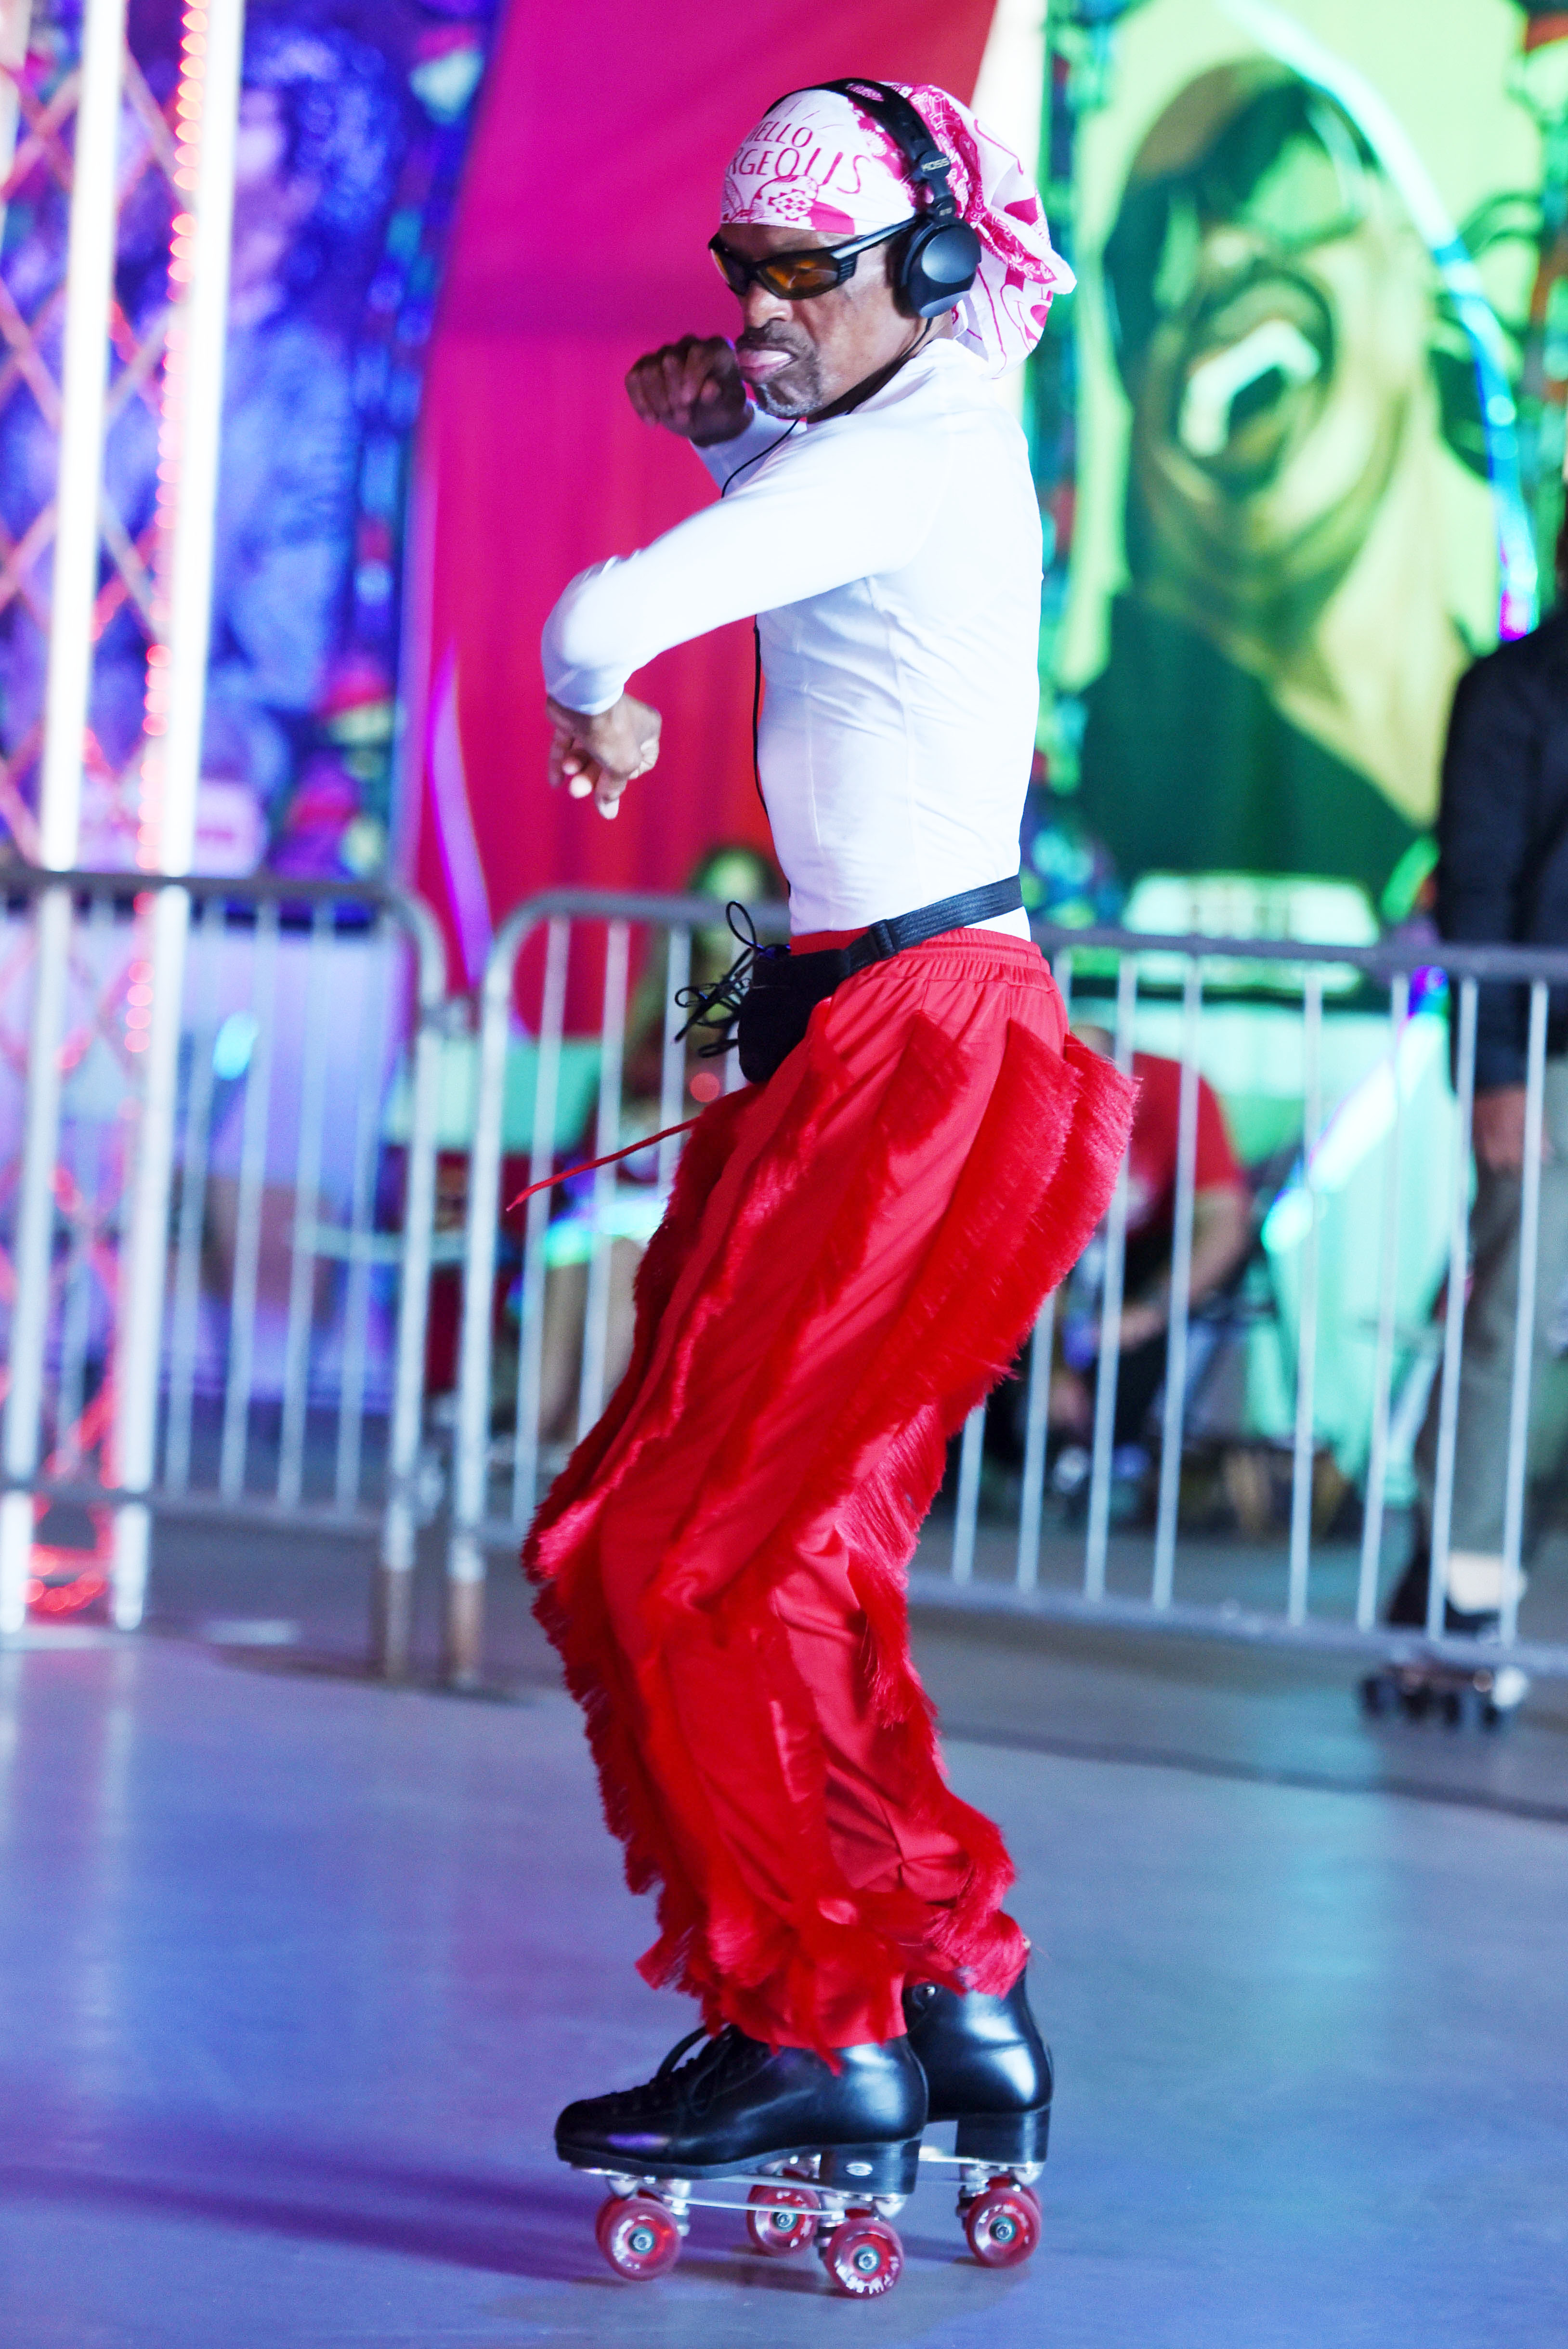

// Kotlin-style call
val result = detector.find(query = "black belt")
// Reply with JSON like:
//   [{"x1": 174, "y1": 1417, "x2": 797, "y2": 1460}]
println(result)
[{"x1": 679, "y1": 875, "x2": 1027, "y2": 1086}]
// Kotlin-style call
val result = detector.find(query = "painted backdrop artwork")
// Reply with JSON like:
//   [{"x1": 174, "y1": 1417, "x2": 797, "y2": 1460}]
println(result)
[
  {"x1": 1036, "y1": 0, "x2": 1544, "y2": 922},
  {"x1": 0, "y1": 0, "x2": 498, "y2": 879}
]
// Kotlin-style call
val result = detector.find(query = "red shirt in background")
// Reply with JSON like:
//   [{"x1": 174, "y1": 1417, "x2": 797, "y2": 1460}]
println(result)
[{"x1": 1124, "y1": 1053, "x2": 1242, "y2": 1243}]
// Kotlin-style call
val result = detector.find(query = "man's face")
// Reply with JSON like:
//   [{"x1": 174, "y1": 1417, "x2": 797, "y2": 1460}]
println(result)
[{"x1": 714, "y1": 223, "x2": 912, "y2": 417}]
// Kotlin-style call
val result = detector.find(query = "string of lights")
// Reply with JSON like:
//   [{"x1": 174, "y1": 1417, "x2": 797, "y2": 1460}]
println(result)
[{"x1": 110, "y1": 0, "x2": 245, "y2": 1624}]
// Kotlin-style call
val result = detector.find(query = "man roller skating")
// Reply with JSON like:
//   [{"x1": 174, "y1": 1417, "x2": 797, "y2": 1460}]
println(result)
[{"x1": 528, "y1": 79, "x2": 1134, "y2": 2296}]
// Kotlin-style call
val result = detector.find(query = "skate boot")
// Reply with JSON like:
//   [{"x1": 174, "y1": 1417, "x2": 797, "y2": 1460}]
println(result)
[
  {"x1": 557, "y1": 2023, "x2": 926, "y2": 2297},
  {"x1": 1361, "y1": 1548, "x2": 1530, "y2": 1728},
  {"x1": 1383, "y1": 1545, "x2": 1500, "y2": 1637},
  {"x1": 902, "y1": 1971, "x2": 1052, "y2": 2267}
]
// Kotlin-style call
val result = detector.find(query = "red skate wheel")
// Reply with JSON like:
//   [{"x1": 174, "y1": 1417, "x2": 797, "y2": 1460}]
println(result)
[
  {"x1": 963, "y1": 2181, "x2": 1041, "y2": 2268},
  {"x1": 746, "y1": 2178, "x2": 821, "y2": 2254},
  {"x1": 823, "y1": 2214, "x2": 903, "y2": 2297},
  {"x1": 596, "y1": 2192, "x2": 681, "y2": 2280}
]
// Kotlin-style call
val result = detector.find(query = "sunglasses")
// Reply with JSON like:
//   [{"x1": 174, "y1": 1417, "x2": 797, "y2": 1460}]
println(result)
[{"x1": 708, "y1": 218, "x2": 912, "y2": 301}]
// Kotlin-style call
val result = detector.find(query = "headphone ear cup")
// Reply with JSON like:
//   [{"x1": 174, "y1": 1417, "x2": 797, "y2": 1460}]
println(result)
[{"x1": 900, "y1": 218, "x2": 981, "y2": 319}]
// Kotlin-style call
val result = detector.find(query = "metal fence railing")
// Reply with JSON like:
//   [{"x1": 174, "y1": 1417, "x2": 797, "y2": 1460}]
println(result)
[
  {"x1": 441, "y1": 893, "x2": 1568, "y2": 1691},
  {"x1": 442, "y1": 890, "x2": 784, "y2": 1680},
  {"x1": 8, "y1": 876, "x2": 1567, "y2": 1698},
  {"x1": 0, "y1": 868, "x2": 446, "y2": 1665}
]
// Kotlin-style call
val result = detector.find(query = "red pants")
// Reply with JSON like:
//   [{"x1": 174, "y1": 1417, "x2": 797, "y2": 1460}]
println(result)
[{"x1": 525, "y1": 932, "x2": 1132, "y2": 2056}]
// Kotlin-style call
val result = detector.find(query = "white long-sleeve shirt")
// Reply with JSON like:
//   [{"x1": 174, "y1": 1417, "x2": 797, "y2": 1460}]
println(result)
[{"x1": 541, "y1": 338, "x2": 1041, "y2": 938}]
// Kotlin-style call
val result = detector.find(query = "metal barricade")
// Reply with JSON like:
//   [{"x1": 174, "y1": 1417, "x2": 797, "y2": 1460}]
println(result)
[
  {"x1": 0, "y1": 868, "x2": 445, "y2": 1664},
  {"x1": 443, "y1": 896, "x2": 1568, "y2": 1688},
  {"x1": 935, "y1": 920, "x2": 1568, "y2": 1683},
  {"x1": 443, "y1": 889, "x2": 783, "y2": 1680}
]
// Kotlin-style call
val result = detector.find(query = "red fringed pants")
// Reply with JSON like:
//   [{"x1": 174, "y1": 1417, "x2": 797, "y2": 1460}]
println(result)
[{"x1": 525, "y1": 932, "x2": 1134, "y2": 2058}]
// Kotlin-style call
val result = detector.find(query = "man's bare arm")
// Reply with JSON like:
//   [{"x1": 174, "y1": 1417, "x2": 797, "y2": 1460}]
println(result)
[
  {"x1": 1119, "y1": 1183, "x2": 1252, "y2": 1352},
  {"x1": 547, "y1": 343, "x2": 750, "y2": 818}
]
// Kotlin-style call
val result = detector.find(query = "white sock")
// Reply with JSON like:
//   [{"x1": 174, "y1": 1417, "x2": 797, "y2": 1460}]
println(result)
[{"x1": 1443, "y1": 1550, "x2": 1528, "y2": 1615}]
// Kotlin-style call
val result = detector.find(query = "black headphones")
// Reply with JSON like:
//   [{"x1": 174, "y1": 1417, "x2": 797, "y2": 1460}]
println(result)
[{"x1": 772, "y1": 79, "x2": 982, "y2": 320}]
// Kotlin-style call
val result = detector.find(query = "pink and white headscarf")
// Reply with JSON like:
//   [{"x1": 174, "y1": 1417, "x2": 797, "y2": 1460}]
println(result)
[{"x1": 720, "y1": 82, "x2": 1073, "y2": 377}]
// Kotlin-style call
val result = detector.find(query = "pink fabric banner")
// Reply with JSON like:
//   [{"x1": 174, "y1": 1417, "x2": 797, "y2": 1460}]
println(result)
[{"x1": 412, "y1": 1, "x2": 1000, "y2": 989}]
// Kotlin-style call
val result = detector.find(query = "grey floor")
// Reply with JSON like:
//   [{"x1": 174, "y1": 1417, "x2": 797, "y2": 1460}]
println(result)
[{"x1": 1, "y1": 1525, "x2": 1566, "y2": 2346}]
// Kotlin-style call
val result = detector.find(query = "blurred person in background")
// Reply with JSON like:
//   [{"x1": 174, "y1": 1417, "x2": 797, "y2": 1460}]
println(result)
[
  {"x1": 534, "y1": 844, "x2": 786, "y2": 1447},
  {"x1": 1386, "y1": 525, "x2": 1568, "y2": 1654},
  {"x1": 1051, "y1": 1025, "x2": 1251, "y2": 1504}
]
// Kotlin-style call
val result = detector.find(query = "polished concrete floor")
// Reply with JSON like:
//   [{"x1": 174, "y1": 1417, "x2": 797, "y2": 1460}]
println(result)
[{"x1": 2, "y1": 1531, "x2": 1567, "y2": 2346}]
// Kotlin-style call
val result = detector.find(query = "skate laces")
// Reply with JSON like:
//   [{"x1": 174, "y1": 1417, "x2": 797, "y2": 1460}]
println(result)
[
  {"x1": 683, "y1": 2027, "x2": 770, "y2": 2114},
  {"x1": 653, "y1": 2026, "x2": 710, "y2": 2085},
  {"x1": 619, "y1": 2024, "x2": 766, "y2": 2118}
]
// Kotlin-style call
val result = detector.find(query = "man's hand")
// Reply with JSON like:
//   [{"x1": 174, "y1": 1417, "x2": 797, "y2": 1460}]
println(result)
[
  {"x1": 547, "y1": 693, "x2": 661, "y2": 821},
  {"x1": 1118, "y1": 1299, "x2": 1167, "y2": 1353},
  {"x1": 626, "y1": 335, "x2": 750, "y2": 446},
  {"x1": 1473, "y1": 1083, "x2": 1550, "y2": 1174}
]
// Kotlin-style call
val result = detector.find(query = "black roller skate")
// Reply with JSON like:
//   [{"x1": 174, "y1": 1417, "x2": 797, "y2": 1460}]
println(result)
[
  {"x1": 557, "y1": 2022, "x2": 926, "y2": 2297},
  {"x1": 903, "y1": 1970, "x2": 1052, "y2": 2268},
  {"x1": 1360, "y1": 1653, "x2": 1529, "y2": 1727},
  {"x1": 1360, "y1": 1547, "x2": 1530, "y2": 1729}
]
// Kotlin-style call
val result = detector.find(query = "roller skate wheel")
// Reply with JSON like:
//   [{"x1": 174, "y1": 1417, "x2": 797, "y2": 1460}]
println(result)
[
  {"x1": 822, "y1": 2214, "x2": 903, "y2": 2297},
  {"x1": 1359, "y1": 1672, "x2": 1395, "y2": 1718},
  {"x1": 963, "y1": 2180, "x2": 1042, "y2": 2268},
  {"x1": 1490, "y1": 1665, "x2": 1529, "y2": 1716},
  {"x1": 596, "y1": 2192, "x2": 681, "y2": 2280},
  {"x1": 745, "y1": 2178, "x2": 820, "y2": 2254}
]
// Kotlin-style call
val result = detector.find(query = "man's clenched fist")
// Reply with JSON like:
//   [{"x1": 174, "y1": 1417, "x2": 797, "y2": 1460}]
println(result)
[{"x1": 626, "y1": 335, "x2": 750, "y2": 446}]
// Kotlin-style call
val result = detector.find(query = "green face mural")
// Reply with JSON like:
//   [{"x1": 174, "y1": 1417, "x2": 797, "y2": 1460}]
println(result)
[
  {"x1": 1080, "y1": 64, "x2": 1465, "y2": 904},
  {"x1": 1039, "y1": 4, "x2": 1540, "y2": 924}
]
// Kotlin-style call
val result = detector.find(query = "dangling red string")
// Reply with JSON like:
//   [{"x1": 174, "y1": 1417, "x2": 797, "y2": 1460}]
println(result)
[{"x1": 507, "y1": 1115, "x2": 705, "y2": 1210}]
